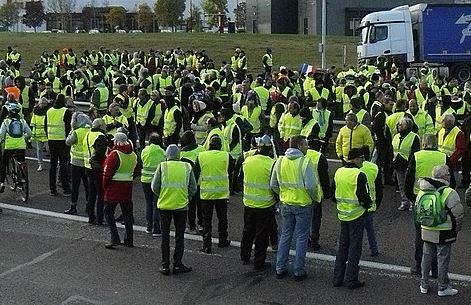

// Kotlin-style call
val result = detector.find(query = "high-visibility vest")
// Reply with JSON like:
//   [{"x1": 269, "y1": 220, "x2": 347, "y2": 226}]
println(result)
[
  {"x1": 10, "y1": 52, "x2": 20, "y2": 63},
  {"x1": 420, "y1": 187, "x2": 454, "y2": 231},
  {"x1": 242, "y1": 154, "x2": 276, "y2": 208},
  {"x1": 111, "y1": 150, "x2": 137, "y2": 182},
  {"x1": 278, "y1": 113, "x2": 302, "y2": 141},
  {"x1": 3, "y1": 118, "x2": 26, "y2": 150},
  {"x1": 198, "y1": 150, "x2": 230, "y2": 200},
  {"x1": 361, "y1": 161, "x2": 378, "y2": 212},
  {"x1": 116, "y1": 94, "x2": 133, "y2": 119},
  {"x1": 83, "y1": 131, "x2": 103, "y2": 169},
  {"x1": 180, "y1": 145, "x2": 205, "y2": 164},
  {"x1": 438, "y1": 126, "x2": 460, "y2": 157},
  {"x1": 163, "y1": 105, "x2": 180, "y2": 138},
  {"x1": 88, "y1": 54, "x2": 99, "y2": 65},
  {"x1": 269, "y1": 102, "x2": 286, "y2": 129},
  {"x1": 396, "y1": 90, "x2": 408, "y2": 101},
  {"x1": 309, "y1": 87, "x2": 329, "y2": 102},
  {"x1": 102, "y1": 114, "x2": 128, "y2": 136},
  {"x1": 31, "y1": 113, "x2": 47, "y2": 142},
  {"x1": 223, "y1": 118, "x2": 242, "y2": 159},
  {"x1": 157, "y1": 160, "x2": 192, "y2": 210},
  {"x1": 94, "y1": 86, "x2": 109, "y2": 111},
  {"x1": 355, "y1": 109, "x2": 367, "y2": 124},
  {"x1": 230, "y1": 55, "x2": 238, "y2": 71},
  {"x1": 305, "y1": 149, "x2": 323, "y2": 203},
  {"x1": 158, "y1": 76, "x2": 173, "y2": 95},
  {"x1": 254, "y1": 86, "x2": 270, "y2": 111},
  {"x1": 312, "y1": 109, "x2": 331, "y2": 139},
  {"x1": 203, "y1": 127, "x2": 228, "y2": 151},
  {"x1": 414, "y1": 88, "x2": 427, "y2": 108},
  {"x1": 300, "y1": 118, "x2": 318, "y2": 138},
  {"x1": 65, "y1": 54, "x2": 76, "y2": 66},
  {"x1": 262, "y1": 53, "x2": 272, "y2": 67},
  {"x1": 392, "y1": 131, "x2": 418, "y2": 161},
  {"x1": 74, "y1": 78, "x2": 85, "y2": 94},
  {"x1": 20, "y1": 86, "x2": 30, "y2": 109},
  {"x1": 238, "y1": 56, "x2": 247, "y2": 70},
  {"x1": 241, "y1": 105, "x2": 261, "y2": 133},
  {"x1": 193, "y1": 112, "x2": 214, "y2": 144},
  {"x1": 140, "y1": 144, "x2": 165, "y2": 183},
  {"x1": 435, "y1": 107, "x2": 456, "y2": 132},
  {"x1": 386, "y1": 112, "x2": 405, "y2": 139},
  {"x1": 414, "y1": 150, "x2": 447, "y2": 194},
  {"x1": 46, "y1": 77, "x2": 61, "y2": 94},
  {"x1": 46, "y1": 107, "x2": 67, "y2": 140},
  {"x1": 274, "y1": 155, "x2": 312, "y2": 206},
  {"x1": 70, "y1": 127, "x2": 90, "y2": 166},
  {"x1": 334, "y1": 167, "x2": 366, "y2": 221},
  {"x1": 407, "y1": 109, "x2": 434, "y2": 138},
  {"x1": 136, "y1": 99, "x2": 161, "y2": 126}
]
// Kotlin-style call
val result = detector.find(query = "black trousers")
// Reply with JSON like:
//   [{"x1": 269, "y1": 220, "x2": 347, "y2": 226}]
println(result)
[
  {"x1": 160, "y1": 209, "x2": 187, "y2": 267},
  {"x1": 201, "y1": 199, "x2": 228, "y2": 249},
  {"x1": 188, "y1": 188, "x2": 202, "y2": 230},
  {"x1": 310, "y1": 202, "x2": 322, "y2": 246},
  {"x1": 71, "y1": 165, "x2": 88, "y2": 204},
  {"x1": 104, "y1": 202, "x2": 133, "y2": 244},
  {"x1": 86, "y1": 169, "x2": 104, "y2": 223},
  {"x1": 462, "y1": 152, "x2": 471, "y2": 187},
  {"x1": 48, "y1": 140, "x2": 70, "y2": 192},
  {"x1": 240, "y1": 206, "x2": 274, "y2": 267},
  {"x1": 127, "y1": 118, "x2": 138, "y2": 149}
]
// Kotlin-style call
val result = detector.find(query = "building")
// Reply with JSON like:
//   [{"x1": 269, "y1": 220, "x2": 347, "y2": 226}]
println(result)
[{"x1": 246, "y1": 0, "x2": 462, "y2": 35}]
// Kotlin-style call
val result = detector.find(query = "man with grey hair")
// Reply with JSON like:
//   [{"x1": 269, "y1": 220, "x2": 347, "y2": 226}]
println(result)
[
  {"x1": 437, "y1": 113, "x2": 464, "y2": 181},
  {"x1": 152, "y1": 144, "x2": 197, "y2": 275},
  {"x1": 416, "y1": 165, "x2": 464, "y2": 296}
]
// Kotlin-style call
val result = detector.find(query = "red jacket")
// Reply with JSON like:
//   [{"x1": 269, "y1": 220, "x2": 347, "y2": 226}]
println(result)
[{"x1": 102, "y1": 143, "x2": 139, "y2": 204}]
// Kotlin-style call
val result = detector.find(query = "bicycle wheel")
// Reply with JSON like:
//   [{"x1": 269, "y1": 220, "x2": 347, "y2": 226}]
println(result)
[{"x1": 17, "y1": 162, "x2": 29, "y2": 203}]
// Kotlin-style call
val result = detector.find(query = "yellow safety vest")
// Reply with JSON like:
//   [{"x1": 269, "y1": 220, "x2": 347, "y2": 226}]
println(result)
[
  {"x1": 136, "y1": 99, "x2": 161, "y2": 126},
  {"x1": 194, "y1": 112, "x2": 214, "y2": 144},
  {"x1": 269, "y1": 102, "x2": 287, "y2": 129},
  {"x1": 203, "y1": 127, "x2": 228, "y2": 151},
  {"x1": 254, "y1": 86, "x2": 270, "y2": 111},
  {"x1": 180, "y1": 145, "x2": 205, "y2": 164},
  {"x1": 361, "y1": 161, "x2": 378, "y2": 212},
  {"x1": 305, "y1": 149, "x2": 323, "y2": 203},
  {"x1": 20, "y1": 86, "x2": 30, "y2": 109},
  {"x1": 242, "y1": 154, "x2": 276, "y2": 208},
  {"x1": 300, "y1": 118, "x2": 318, "y2": 138},
  {"x1": 163, "y1": 105, "x2": 180, "y2": 138},
  {"x1": 95, "y1": 86, "x2": 109, "y2": 111},
  {"x1": 274, "y1": 155, "x2": 312, "y2": 206},
  {"x1": 241, "y1": 105, "x2": 261, "y2": 134},
  {"x1": 70, "y1": 127, "x2": 90, "y2": 166},
  {"x1": 198, "y1": 150, "x2": 230, "y2": 200},
  {"x1": 3, "y1": 118, "x2": 26, "y2": 150},
  {"x1": 278, "y1": 113, "x2": 302, "y2": 141},
  {"x1": 334, "y1": 167, "x2": 366, "y2": 221},
  {"x1": 392, "y1": 131, "x2": 418, "y2": 161},
  {"x1": 223, "y1": 118, "x2": 242, "y2": 159},
  {"x1": 102, "y1": 114, "x2": 128, "y2": 136},
  {"x1": 83, "y1": 131, "x2": 103, "y2": 169},
  {"x1": 140, "y1": 143, "x2": 165, "y2": 183},
  {"x1": 31, "y1": 113, "x2": 47, "y2": 142},
  {"x1": 386, "y1": 112, "x2": 405, "y2": 139},
  {"x1": 309, "y1": 87, "x2": 330, "y2": 102},
  {"x1": 414, "y1": 150, "x2": 447, "y2": 194},
  {"x1": 111, "y1": 150, "x2": 137, "y2": 182},
  {"x1": 312, "y1": 109, "x2": 331, "y2": 139},
  {"x1": 46, "y1": 107, "x2": 67, "y2": 140},
  {"x1": 438, "y1": 126, "x2": 460, "y2": 157},
  {"x1": 157, "y1": 160, "x2": 192, "y2": 210}
]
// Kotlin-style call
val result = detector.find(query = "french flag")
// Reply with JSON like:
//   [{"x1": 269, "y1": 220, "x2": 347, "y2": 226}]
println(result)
[{"x1": 300, "y1": 63, "x2": 316, "y2": 75}]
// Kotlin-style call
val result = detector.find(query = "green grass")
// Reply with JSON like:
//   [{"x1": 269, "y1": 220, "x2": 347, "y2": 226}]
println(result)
[{"x1": 0, "y1": 32, "x2": 359, "y2": 74}]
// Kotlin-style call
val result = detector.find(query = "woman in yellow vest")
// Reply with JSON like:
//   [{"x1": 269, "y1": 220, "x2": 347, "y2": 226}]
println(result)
[
  {"x1": 240, "y1": 93, "x2": 263, "y2": 151},
  {"x1": 31, "y1": 98, "x2": 49, "y2": 172}
]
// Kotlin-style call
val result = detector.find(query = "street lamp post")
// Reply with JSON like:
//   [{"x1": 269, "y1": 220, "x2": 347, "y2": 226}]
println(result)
[{"x1": 321, "y1": 0, "x2": 326, "y2": 69}]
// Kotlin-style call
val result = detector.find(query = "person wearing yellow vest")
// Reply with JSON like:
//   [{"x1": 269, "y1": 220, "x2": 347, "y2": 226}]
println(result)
[
  {"x1": 156, "y1": 67, "x2": 173, "y2": 95},
  {"x1": 407, "y1": 99, "x2": 435, "y2": 139},
  {"x1": 136, "y1": 89, "x2": 163, "y2": 148},
  {"x1": 305, "y1": 137, "x2": 331, "y2": 251},
  {"x1": 102, "y1": 132, "x2": 138, "y2": 249},
  {"x1": 180, "y1": 131, "x2": 206, "y2": 234},
  {"x1": 307, "y1": 79, "x2": 330, "y2": 107},
  {"x1": 195, "y1": 136, "x2": 233, "y2": 254},
  {"x1": 312, "y1": 99, "x2": 333, "y2": 155},
  {"x1": 350, "y1": 97, "x2": 371, "y2": 127},
  {"x1": 253, "y1": 77, "x2": 270, "y2": 114},
  {"x1": 46, "y1": 94, "x2": 73, "y2": 196},
  {"x1": 163, "y1": 94, "x2": 183, "y2": 147},
  {"x1": 151, "y1": 144, "x2": 197, "y2": 275},
  {"x1": 411, "y1": 80, "x2": 437, "y2": 112},
  {"x1": 417, "y1": 165, "x2": 463, "y2": 296},
  {"x1": 219, "y1": 108, "x2": 242, "y2": 160},
  {"x1": 64, "y1": 113, "x2": 91, "y2": 215},
  {"x1": 386, "y1": 99, "x2": 407, "y2": 140},
  {"x1": 44, "y1": 70, "x2": 61, "y2": 94},
  {"x1": 332, "y1": 148, "x2": 372, "y2": 289},
  {"x1": 230, "y1": 48, "x2": 240, "y2": 72},
  {"x1": 237, "y1": 50, "x2": 248, "y2": 77},
  {"x1": 270, "y1": 135, "x2": 317, "y2": 281},
  {"x1": 141, "y1": 133, "x2": 166, "y2": 235},
  {"x1": 241, "y1": 94, "x2": 263, "y2": 151},
  {"x1": 278, "y1": 99, "x2": 302, "y2": 151},
  {"x1": 299, "y1": 107, "x2": 320, "y2": 142},
  {"x1": 0, "y1": 103, "x2": 31, "y2": 193},
  {"x1": 392, "y1": 118, "x2": 421, "y2": 211},
  {"x1": 102, "y1": 103, "x2": 129, "y2": 136},
  {"x1": 114, "y1": 84, "x2": 138, "y2": 147},
  {"x1": 237, "y1": 135, "x2": 276, "y2": 270},
  {"x1": 361, "y1": 160, "x2": 383, "y2": 257},
  {"x1": 336, "y1": 112, "x2": 374, "y2": 163},
  {"x1": 262, "y1": 48, "x2": 273, "y2": 73},
  {"x1": 31, "y1": 98, "x2": 49, "y2": 172},
  {"x1": 190, "y1": 100, "x2": 214, "y2": 145},
  {"x1": 9, "y1": 49, "x2": 21, "y2": 70},
  {"x1": 84, "y1": 118, "x2": 109, "y2": 225},
  {"x1": 90, "y1": 76, "x2": 109, "y2": 117},
  {"x1": 437, "y1": 114, "x2": 465, "y2": 177}
]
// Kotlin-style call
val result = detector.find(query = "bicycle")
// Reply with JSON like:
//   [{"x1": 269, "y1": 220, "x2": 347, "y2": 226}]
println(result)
[{"x1": 5, "y1": 152, "x2": 29, "y2": 202}]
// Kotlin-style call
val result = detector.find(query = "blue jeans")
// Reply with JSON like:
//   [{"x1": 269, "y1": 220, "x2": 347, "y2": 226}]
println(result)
[
  {"x1": 276, "y1": 204, "x2": 312, "y2": 276},
  {"x1": 364, "y1": 213, "x2": 378, "y2": 253},
  {"x1": 142, "y1": 183, "x2": 161, "y2": 233}
]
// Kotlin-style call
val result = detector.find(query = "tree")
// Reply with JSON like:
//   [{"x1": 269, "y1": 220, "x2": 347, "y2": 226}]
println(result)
[
  {"x1": 47, "y1": 0, "x2": 77, "y2": 31},
  {"x1": 105, "y1": 6, "x2": 125, "y2": 32},
  {"x1": 0, "y1": 2, "x2": 21, "y2": 30},
  {"x1": 233, "y1": 1, "x2": 246, "y2": 29},
  {"x1": 202, "y1": 0, "x2": 227, "y2": 27},
  {"x1": 185, "y1": 4, "x2": 202, "y2": 32},
  {"x1": 154, "y1": 0, "x2": 185, "y2": 30},
  {"x1": 23, "y1": 1, "x2": 46, "y2": 32},
  {"x1": 137, "y1": 3, "x2": 153, "y2": 32}
]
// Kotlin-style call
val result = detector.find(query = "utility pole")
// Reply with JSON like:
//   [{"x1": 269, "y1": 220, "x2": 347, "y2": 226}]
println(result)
[
  {"x1": 189, "y1": 0, "x2": 193, "y2": 32},
  {"x1": 321, "y1": 0, "x2": 326, "y2": 69}
]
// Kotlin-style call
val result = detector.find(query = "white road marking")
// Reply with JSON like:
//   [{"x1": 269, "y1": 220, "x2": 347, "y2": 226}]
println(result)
[
  {"x1": 0, "y1": 247, "x2": 60, "y2": 279},
  {"x1": 60, "y1": 295, "x2": 103, "y2": 305},
  {"x1": 2, "y1": 202, "x2": 471, "y2": 283}
]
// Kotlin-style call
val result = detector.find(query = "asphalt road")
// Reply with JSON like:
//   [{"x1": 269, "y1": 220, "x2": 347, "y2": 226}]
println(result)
[{"x1": 1, "y1": 155, "x2": 471, "y2": 304}]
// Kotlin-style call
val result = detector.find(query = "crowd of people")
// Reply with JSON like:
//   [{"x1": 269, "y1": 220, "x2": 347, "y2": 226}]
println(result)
[{"x1": 0, "y1": 45, "x2": 470, "y2": 296}]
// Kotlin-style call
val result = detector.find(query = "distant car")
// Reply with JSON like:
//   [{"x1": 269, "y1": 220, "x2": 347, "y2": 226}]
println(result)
[
  {"x1": 89, "y1": 29, "x2": 100, "y2": 34},
  {"x1": 75, "y1": 29, "x2": 86, "y2": 33},
  {"x1": 41, "y1": 30, "x2": 52, "y2": 33},
  {"x1": 116, "y1": 29, "x2": 126, "y2": 33},
  {"x1": 129, "y1": 29, "x2": 143, "y2": 33}
]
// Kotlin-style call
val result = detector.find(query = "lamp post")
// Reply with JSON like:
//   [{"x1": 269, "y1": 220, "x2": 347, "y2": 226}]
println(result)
[{"x1": 321, "y1": 0, "x2": 326, "y2": 69}]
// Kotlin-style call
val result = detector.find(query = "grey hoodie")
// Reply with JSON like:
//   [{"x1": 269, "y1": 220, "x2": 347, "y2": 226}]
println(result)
[{"x1": 270, "y1": 148, "x2": 317, "y2": 204}]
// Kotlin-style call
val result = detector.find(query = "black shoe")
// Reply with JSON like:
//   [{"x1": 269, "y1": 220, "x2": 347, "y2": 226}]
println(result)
[
  {"x1": 333, "y1": 280, "x2": 344, "y2": 287},
  {"x1": 88, "y1": 216, "x2": 96, "y2": 224},
  {"x1": 159, "y1": 266, "x2": 170, "y2": 276},
  {"x1": 63, "y1": 190, "x2": 72, "y2": 197},
  {"x1": 276, "y1": 270, "x2": 288, "y2": 279},
  {"x1": 370, "y1": 250, "x2": 379, "y2": 257},
  {"x1": 122, "y1": 242, "x2": 134, "y2": 248},
  {"x1": 173, "y1": 264, "x2": 193, "y2": 274},
  {"x1": 50, "y1": 190, "x2": 58, "y2": 196},
  {"x1": 218, "y1": 240, "x2": 231, "y2": 248},
  {"x1": 431, "y1": 272, "x2": 438, "y2": 279},
  {"x1": 294, "y1": 272, "x2": 307, "y2": 282},
  {"x1": 105, "y1": 242, "x2": 120, "y2": 249},
  {"x1": 200, "y1": 247, "x2": 211, "y2": 254},
  {"x1": 254, "y1": 262, "x2": 271, "y2": 271},
  {"x1": 64, "y1": 206, "x2": 77, "y2": 215},
  {"x1": 312, "y1": 243, "x2": 321, "y2": 251},
  {"x1": 115, "y1": 215, "x2": 123, "y2": 222},
  {"x1": 347, "y1": 281, "x2": 365, "y2": 290}
]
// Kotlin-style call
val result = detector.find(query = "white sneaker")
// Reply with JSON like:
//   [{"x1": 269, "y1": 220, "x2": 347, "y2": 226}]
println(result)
[
  {"x1": 438, "y1": 287, "x2": 458, "y2": 297},
  {"x1": 420, "y1": 286, "x2": 428, "y2": 294},
  {"x1": 37, "y1": 165, "x2": 43, "y2": 172}
]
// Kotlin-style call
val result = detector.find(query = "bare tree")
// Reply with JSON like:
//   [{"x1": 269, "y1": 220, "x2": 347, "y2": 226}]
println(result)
[{"x1": 47, "y1": 0, "x2": 77, "y2": 31}]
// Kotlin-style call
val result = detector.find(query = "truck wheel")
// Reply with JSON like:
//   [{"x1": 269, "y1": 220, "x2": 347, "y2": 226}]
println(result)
[{"x1": 454, "y1": 65, "x2": 471, "y2": 83}]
